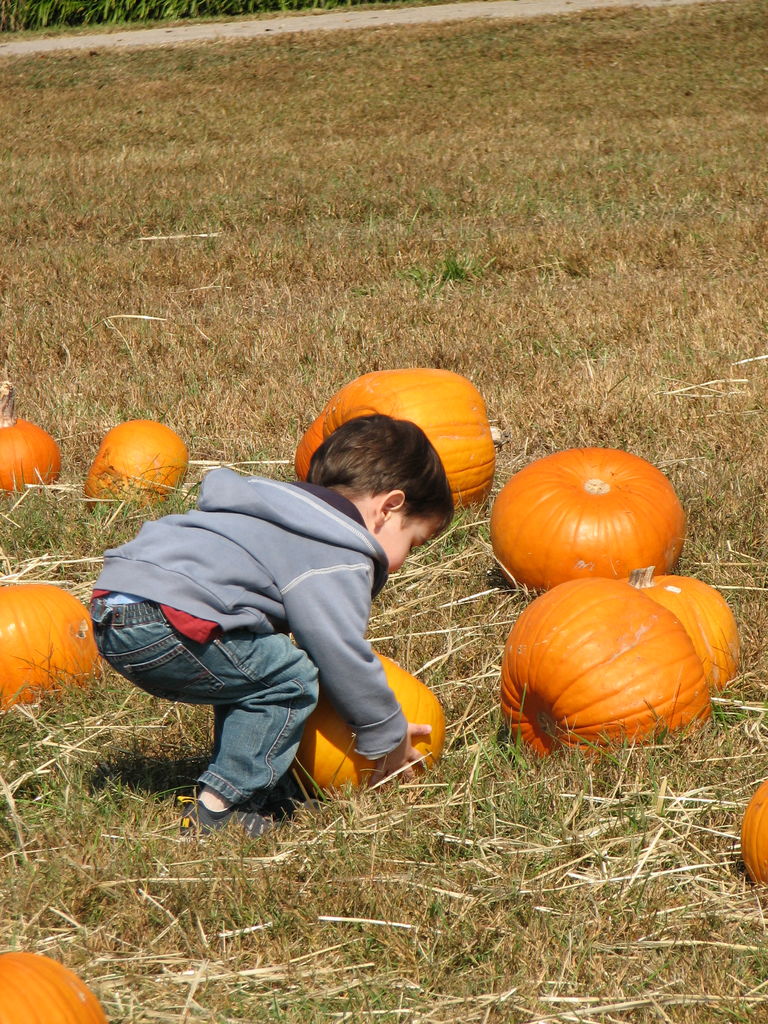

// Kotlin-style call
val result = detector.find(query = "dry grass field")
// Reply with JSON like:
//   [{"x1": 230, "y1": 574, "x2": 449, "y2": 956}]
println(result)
[{"x1": 1, "y1": 0, "x2": 768, "y2": 1020}]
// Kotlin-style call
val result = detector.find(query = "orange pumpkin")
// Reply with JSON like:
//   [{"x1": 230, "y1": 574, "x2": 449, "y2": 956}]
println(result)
[
  {"x1": 0, "y1": 381, "x2": 61, "y2": 492},
  {"x1": 627, "y1": 566, "x2": 739, "y2": 690},
  {"x1": 294, "y1": 653, "x2": 446, "y2": 791},
  {"x1": 0, "y1": 584, "x2": 100, "y2": 710},
  {"x1": 741, "y1": 779, "x2": 768, "y2": 884},
  {"x1": 490, "y1": 447, "x2": 685, "y2": 591},
  {"x1": 294, "y1": 368, "x2": 496, "y2": 506},
  {"x1": 500, "y1": 577, "x2": 710, "y2": 756},
  {"x1": 84, "y1": 419, "x2": 188, "y2": 502},
  {"x1": 0, "y1": 951, "x2": 107, "y2": 1024}
]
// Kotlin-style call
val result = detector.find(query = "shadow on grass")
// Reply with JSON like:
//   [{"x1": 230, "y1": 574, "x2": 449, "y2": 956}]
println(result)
[{"x1": 88, "y1": 751, "x2": 208, "y2": 799}]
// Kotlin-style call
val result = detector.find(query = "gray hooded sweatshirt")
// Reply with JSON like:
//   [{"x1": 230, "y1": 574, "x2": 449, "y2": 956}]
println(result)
[{"x1": 92, "y1": 468, "x2": 406, "y2": 759}]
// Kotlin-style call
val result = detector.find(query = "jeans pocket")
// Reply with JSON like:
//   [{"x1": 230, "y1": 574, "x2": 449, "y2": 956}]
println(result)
[
  {"x1": 108, "y1": 634, "x2": 228, "y2": 697},
  {"x1": 213, "y1": 630, "x2": 318, "y2": 694}
]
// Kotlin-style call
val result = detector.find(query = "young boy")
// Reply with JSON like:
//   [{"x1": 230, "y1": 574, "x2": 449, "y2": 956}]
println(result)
[{"x1": 89, "y1": 414, "x2": 454, "y2": 838}]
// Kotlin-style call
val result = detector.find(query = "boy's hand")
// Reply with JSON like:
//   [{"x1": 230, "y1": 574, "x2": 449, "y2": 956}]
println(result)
[{"x1": 369, "y1": 723, "x2": 432, "y2": 787}]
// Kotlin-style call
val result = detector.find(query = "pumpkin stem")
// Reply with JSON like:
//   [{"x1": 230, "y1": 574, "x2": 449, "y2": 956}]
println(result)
[
  {"x1": 583, "y1": 478, "x2": 611, "y2": 495},
  {"x1": 629, "y1": 566, "x2": 656, "y2": 588},
  {"x1": 0, "y1": 381, "x2": 16, "y2": 428}
]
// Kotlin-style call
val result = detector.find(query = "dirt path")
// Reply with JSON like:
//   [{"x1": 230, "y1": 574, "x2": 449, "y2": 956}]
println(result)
[{"x1": 0, "y1": 0, "x2": 726, "y2": 59}]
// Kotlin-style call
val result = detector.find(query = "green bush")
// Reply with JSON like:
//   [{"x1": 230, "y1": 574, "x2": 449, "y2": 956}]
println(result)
[{"x1": 2, "y1": 0, "x2": 364, "y2": 32}]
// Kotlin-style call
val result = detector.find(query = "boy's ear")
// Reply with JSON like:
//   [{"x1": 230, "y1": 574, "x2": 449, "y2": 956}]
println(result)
[
  {"x1": 355, "y1": 489, "x2": 407, "y2": 532},
  {"x1": 381, "y1": 490, "x2": 405, "y2": 517}
]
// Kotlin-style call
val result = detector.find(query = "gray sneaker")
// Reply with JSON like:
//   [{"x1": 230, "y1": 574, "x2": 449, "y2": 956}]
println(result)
[{"x1": 179, "y1": 796, "x2": 275, "y2": 839}]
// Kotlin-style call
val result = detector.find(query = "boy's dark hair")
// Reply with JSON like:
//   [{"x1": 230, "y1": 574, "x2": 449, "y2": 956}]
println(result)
[{"x1": 307, "y1": 414, "x2": 454, "y2": 531}]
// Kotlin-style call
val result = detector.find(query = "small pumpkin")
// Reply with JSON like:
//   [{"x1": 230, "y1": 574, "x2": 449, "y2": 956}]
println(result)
[
  {"x1": 741, "y1": 779, "x2": 768, "y2": 884},
  {"x1": 490, "y1": 447, "x2": 686, "y2": 591},
  {"x1": 294, "y1": 368, "x2": 496, "y2": 506},
  {"x1": 0, "y1": 381, "x2": 61, "y2": 492},
  {"x1": 0, "y1": 584, "x2": 100, "y2": 710},
  {"x1": 0, "y1": 951, "x2": 107, "y2": 1024},
  {"x1": 500, "y1": 577, "x2": 710, "y2": 756},
  {"x1": 84, "y1": 419, "x2": 188, "y2": 502},
  {"x1": 294, "y1": 653, "x2": 446, "y2": 791},
  {"x1": 627, "y1": 566, "x2": 739, "y2": 690}
]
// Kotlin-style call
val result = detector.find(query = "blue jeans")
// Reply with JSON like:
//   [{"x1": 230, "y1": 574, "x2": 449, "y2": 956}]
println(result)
[{"x1": 90, "y1": 598, "x2": 319, "y2": 806}]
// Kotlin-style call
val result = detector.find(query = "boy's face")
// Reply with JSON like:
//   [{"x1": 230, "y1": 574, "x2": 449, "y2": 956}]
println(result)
[
  {"x1": 373, "y1": 511, "x2": 439, "y2": 573},
  {"x1": 354, "y1": 491, "x2": 439, "y2": 573}
]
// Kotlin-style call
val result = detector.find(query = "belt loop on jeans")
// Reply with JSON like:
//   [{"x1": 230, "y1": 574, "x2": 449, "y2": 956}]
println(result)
[{"x1": 89, "y1": 597, "x2": 114, "y2": 626}]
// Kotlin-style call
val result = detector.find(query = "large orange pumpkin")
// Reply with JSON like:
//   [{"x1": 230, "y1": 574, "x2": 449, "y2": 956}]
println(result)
[
  {"x1": 490, "y1": 447, "x2": 686, "y2": 591},
  {"x1": 84, "y1": 419, "x2": 188, "y2": 502},
  {"x1": 294, "y1": 653, "x2": 446, "y2": 791},
  {"x1": 741, "y1": 779, "x2": 768, "y2": 884},
  {"x1": 0, "y1": 381, "x2": 61, "y2": 492},
  {"x1": 0, "y1": 952, "x2": 107, "y2": 1024},
  {"x1": 500, "y1": 577, "x2": 710, "y2": 756},
  {"x1": 294, "y1": 369, "x2": 496, "y2": 506},
  {"x1": 626, "y1": 566, "x2": 739, "y2": 690},
  {"x1": 0, "y1": 585, "x2": 100, "y2": 710}
]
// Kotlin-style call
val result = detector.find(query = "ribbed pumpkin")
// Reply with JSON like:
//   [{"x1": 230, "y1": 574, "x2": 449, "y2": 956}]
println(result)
[
  {"x1": 0, "y1": 381, "x2": 61, "y2": 492},
  {"x1": 294, "y1": 653, "x2": 446, "y2": 791},
  {"x1": 0, "y1": 952, "x2": 107, "y2": 1024},
  {"x1": 490, "y1": 447, "x2": 686, "y2": 591},
  {"x1": 500, "y1": 577, "x2": 710, "y2": 756},
  {"x1": 741, "y1": 779, "x2": 768, "y2": 884},
  {"x1": 0, "y1": 585, "x2": 100, "y2": 710},
  {"x1": 627, "y1": 566, "x2": 739, "y2": 690},
  {"x1": 84, "y1": 419, "x2": 188, "y2": 502},
  {"x1": 294, "y1": 368, "x2": 496, "y2": 506}
]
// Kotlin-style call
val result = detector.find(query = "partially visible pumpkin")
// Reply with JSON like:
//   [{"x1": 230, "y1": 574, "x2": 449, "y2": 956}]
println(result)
[
  {"x1": 294, "y1": 409, "x2": 326, "y2": 481},
  {"x1": 0, "y1": 381, "x2": 61, "y2": 492},
  {"x1": 741, "y1": 779, "x2": 768, "y2": 884},
  {"x1": 0, "y1": 951, "x2": 107, "y2": 1024},
  {"x1": 294, "y1": 653, "x2": 446, "y2": 791},
  {"x1": 500, "y1": 577, "x2": 710, "y2": 756},
  {"x1": 490, "y1": 447, "x2": 686, "y2": 591},
  {"x1": 294, "y1": 368, "x2": 496, "y2": 506},
  {"x1": 84, "y1": 419, "x2": 188, "y2": 502},
  {"x1": 0, "y1": 584, "x2": 100, "y2": 710},
  {"x1": 627, "y1": 566, "x2": 739, "y2": 690}
]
